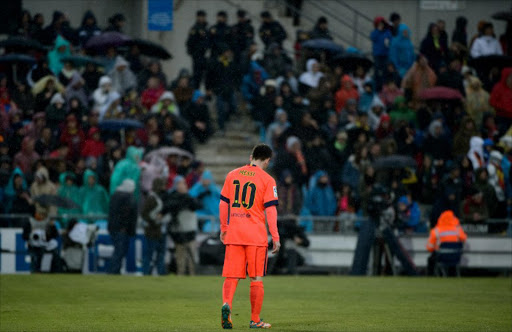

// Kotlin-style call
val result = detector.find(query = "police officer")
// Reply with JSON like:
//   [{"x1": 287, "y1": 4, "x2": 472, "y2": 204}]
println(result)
[
  {"x1": 258, "y1": 11, "x2": 287, "y2": 49},
  {"x1": 186, "y1": 10, "x2": 209, "y2": 89},
  {"x1": 231, "y1": 10, "x2": 255, "y2": 64},
  {"x1": 209, "y1": 11, "x2": 232, "y2": 59}
]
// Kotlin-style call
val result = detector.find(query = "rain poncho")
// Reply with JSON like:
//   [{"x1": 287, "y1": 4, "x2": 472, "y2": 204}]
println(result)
[
  {"x1": 47, "y1": 35, "x2": 71, "y2": 75},
  {"x1": 108, "y1": 56, "x2": 137, "y2": 94},
  {"x1": 109, "y1": 146, "x2": 143, "y2": 198},
  {"x1": 299, "y1": 59, "x2": 324, "y2": 88},
  {"x1": 57, "y1": 172, "x2": 81, "y2": 216},
  {"x1": 389, "y1": 24, "x2": 415, "y2": 77},
  {"x1": 305, "y1": 171, "x2": 337, "y2": 216},
  {"x1": 189, "y1": 170, "x2": 221, "y2": 231},
  {"x1": 80, "y1": 169, "x2": 109, "y2": 215},
  {"x1": 4, "y1": 168, "x2": 28, "y2": 213},
  {"x1": 389, "y1": 96, "x2": 416, "y2": 126}
]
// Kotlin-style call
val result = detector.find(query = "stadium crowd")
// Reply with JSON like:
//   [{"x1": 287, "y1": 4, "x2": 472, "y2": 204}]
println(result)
[{"x1": 0, "y1": 7, "x2": 511, "y2": 274}]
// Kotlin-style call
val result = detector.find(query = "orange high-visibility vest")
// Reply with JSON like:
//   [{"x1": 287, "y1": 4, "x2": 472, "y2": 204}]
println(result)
[{"x1": 427, "y1": 210, "x2": 467, "y2": 252}]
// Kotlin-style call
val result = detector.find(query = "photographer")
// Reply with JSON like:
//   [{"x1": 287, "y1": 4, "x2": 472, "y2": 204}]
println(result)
[
  {"x1": 142, "y1": 178, "x2": 171, "y2": 276},
  {"x1": 165, "y1": 176, "x2": 202, "y2": 275},
  {"x1": 22, "y1": 209, "x2": 60, "y2": 273}
]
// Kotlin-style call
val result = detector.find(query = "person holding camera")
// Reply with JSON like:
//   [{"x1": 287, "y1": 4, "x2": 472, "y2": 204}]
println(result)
[
  {"x1": 165, "y1": 176, "x2": 202, "y2": 275},
  {"x1": 142, "y1": 178, "x2": 171, "y2": 276},
  {"x1": 22, "y1": 209, "x2": 60, "y2": 273}
]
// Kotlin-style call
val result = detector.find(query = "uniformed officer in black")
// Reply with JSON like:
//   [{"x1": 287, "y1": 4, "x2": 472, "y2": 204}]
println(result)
[
  {"x1": 231, "y1": 10, "x2": 254, "y2": 64},
  {"x1": 258, "y1": 11, "x2": 287, "y2": 49},
  {"x1": 186, "y1": 10, "x2": 209, "y2": 89},
  {"x1": 209, "y1": 11, "x2": 232, "y2": 59}
]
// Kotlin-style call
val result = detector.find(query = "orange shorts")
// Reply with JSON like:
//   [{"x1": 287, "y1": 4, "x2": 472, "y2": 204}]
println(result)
[{"x1": 222, "y1": 245, "x2": 268, "y2": 279}]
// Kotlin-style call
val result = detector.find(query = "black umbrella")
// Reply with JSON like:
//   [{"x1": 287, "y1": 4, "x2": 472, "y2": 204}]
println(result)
[
  {"x1": 492, "y1": 8, "x2": 512, "y2": 21},
  {"x1": 128, "y1": 39, "x2": 172, "y2": 60},
  {"x1": 373, "y1": 155, "x2": 417, "y2": 170},
  {"x1": 33, "y1": 195, "x2": 80, "y2": 209},
  {"x1": 85, "y1": 32, "x2": 132, "y2": 51},
  {"x1": 99, "y1": 119, "x2": 144, "y2": 130},
  {"x1": 468, "y1": 55, "x2": 512, "y2": 72},
  {"x1": 60, "y1": 55, "x2": 106, "y2": 67},
  {"x1": 333, "y1": 53, "x2": 373, "y2": 72},
  {"x1": 0, "y1": 37, "x2": 46, "y2": 52},
  {"x1": 302, "y1": 38, "x2": 344, "y2": 54},
  {"x1": 0, "y1": 53, "x2": 36, "y2": 82}
]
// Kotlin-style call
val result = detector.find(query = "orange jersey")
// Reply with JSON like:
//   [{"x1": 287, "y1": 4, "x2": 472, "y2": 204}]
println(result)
[{"x1": 220, "y1": 165, "x2": 279, "y2": 246}]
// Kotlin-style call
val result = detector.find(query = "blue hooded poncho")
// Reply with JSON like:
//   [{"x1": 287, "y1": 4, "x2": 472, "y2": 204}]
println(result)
[
  {"x1": 47, "y1": 35, "x2": 71, "y2": 75},
  {"x1": 305, "y1": 171, "x2": 337, "y2": 216},
  {"x1": 4, "y1": 168, "x2": 27, "y2": 213},
  {"x1": 109, "y1": 146, "x2": 143, "y2": 199},
  {"x1": 189, "y1": 170, "x2": 221, "y2": 230},
  {"x1": 80, "y1": 169, "x2": 109, "y2": 215},
  {"x1": 389, "y1": 24, "x2": 415, "y2": 77},
  {"x1": 57, "y1": 171, "x2": 82, "y2": 216}
]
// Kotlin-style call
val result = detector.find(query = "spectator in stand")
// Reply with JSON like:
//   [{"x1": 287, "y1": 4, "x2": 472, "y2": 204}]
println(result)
[
  {"x1": 41, "y1": 11, "x2": 75, "y2": 46},
  {"x1": 368, "y1": 98, "x2": 386, "y2": 130},
  {"x1": 379, "y1": 79, "x2": 403, "y2": 108},
  {"x1": 277, "y1": 169, "x2": 302, "y2": 217},
  {"x1": 474, "y1": 167, "x2": 498, "y2": 213},
  {"x1": 57, "y1": 172, "x2": 81, "y2": 217},
  {"x1": 209, "y1": 11, "x2": 231, "y2": 59},
  {"x1": 4, "y1": 167, "x2": 33, "y2": 215},
  {"x1": 389, "y1": 12, "x2": 401, "y2": 37},
  {"x1": 499, "y1": 20, "x2": 512, "y2": 56},
  {"x1": 420, "y1": 23, "x2": 447, "y2": 73},
  {"x1": 273, "y1": 136, "x2": 308, "y2": 186},
  {"x1": 186, "y1": 10, "x2": 209, "y2": 89},
  {"x1": 105, "y1": 13, "x2": 126, "y2": 33},
  {"x1": 489, "y1": 67, "x2": 512, "y2": 132},
  {"x1": 305, "y1": 171, "x2": 337, "y2": 217},
  {"x1": 141, "y1": 77, "x2": 164, "y2": 111},
  {"x1": 389, "y1": 23, "x2": 415, "y2": 79},
  {"x1": 337, "y1": 183, "x2": 357, "y2": 227},
  {"x1": 370, "y1": 16, "x2": 392, "y2": 91},
  {"x1": 81, "y1": 127, "x2": 105, "y2": 159},
  {"x1": 231, "y1": 10, "x2": 255, "y2": 66},
  {"x1": 310, "y1": 16, "x2": 332, "y2": 40},
  {"x1": 470, "y1": 23, "x2": 503, "y2": 58},
  {"x1": 467, "y1": 136, "x2": 485, "y2": 170},
  {"x1": 342, "y1": 144, "x2": 370, "y2": 194},
  {"x1": 397, "y1": 193, "x2": 423, "y2": 232},
  {"x1": 30, "y1": 167, "x2": 57, "y2": 216},
  {"x1": 35, "y1": 127, "x2": 53, "y2": 158},
  {"x1": 206, "y1": 45, "x2": 237, "y2": 134},
  {"x1": 47, "y1": 35, "x2": 71, "y2": 76},
  {"x1": 460, "y1": 187, "x2": 488, "y2": 223},
  {"x1": 108, "y1": 179, "x2": 138, "y2": 274},
  {"x1": 465, "y1": 76, "x2": 490, "y2": 129},
  {"x1": 299, "y1": 59, "x2": 324, "y2": 95},
  {"x1": 109, "y1": 56, "x2": 137, "y2": 95},
  {"x1": 14, "y1": 137, "x2": 39, "y2": 175},
  {"x1": 424, "y1": 119, "x2": 451, "y2": 164},
  {"x1": 263, "y1": 43, "x2": 292, "y2": 78},
  {"x1": 452, "y1": 16, "x2": 468, "y2": 47},
  {"x1": 182, "y1": 90, "x2": 213, "y2": 143},
  {"x1": 335, "y1": 75, "x2": 359, "y2": 113},
  {"x1": 22, "y1": 209, "x2": 60, "y2": 272},
  {"x1": 437, "y1": 57, "x2": 465, "y2": 96},
  {"x1": 452, "y1": 117, "x2": 478, "y2": 158},
  {"x1": 487, "y1": 151, "x2": 507, "y2": 217},
  {"x1": 137, "y1": 61, "x2": 168, "y2": 93},
  {"x1": 266, "y1": 109, "x2": 291, "y2": 150},
  {"x1": 60, "y1": 114, "x2": 85, "y2": 162},
  {"x1": 401, "y1": 54, "x2": 436, "y2": 102},
  {"x1": 173, "y1": 75, "x2": 194, "y2": 110},
  {"x1": 189, "y1": 170, "x2": 221, "y2": 232},
  {"x1": 389, "y1": 96, "x2": 416, "y2": 127},
  {"x1": 259, "y1": 11, "x2": 287, "y2": 49},
  {"x1": 77, "y1": 11, "x2": 102, "y2": 48},
  {"x1": 151, "y1": 91, "x2": 179, "y2": 115},
  {"x1": 65, "y1": 74, "x2": 88, "y2": 112},
  {"x1": 437, "y1": 20, "x2": 448, "y2": 50},
  {"x1": 142, "y1": 177, "x2": 170, "y2": 276},
  {"x1": 109, "y1": 146, "x2": 143, "y2": 199}
]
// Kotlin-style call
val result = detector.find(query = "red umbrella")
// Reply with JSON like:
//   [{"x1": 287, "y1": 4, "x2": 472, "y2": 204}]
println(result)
[{"x1": 419, "y1": 87, "x2": 463, "y2": 100}]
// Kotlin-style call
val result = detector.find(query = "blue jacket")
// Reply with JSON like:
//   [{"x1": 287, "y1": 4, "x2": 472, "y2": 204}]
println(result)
[
  {"x1": 398, "y1": 195, "x2": 421, "y2": 228},
  {"x1": 305, "y1": 171, "x2": 337, "y2": 216},
  {"x1": 189, "y1": 170, "x2": 221, "y2": 217},
  {"x1": 370, "y1": 29, "x2": 392, "y2": 56},
  {"x1": 389, "y1": 24, "x2": 415, "y2": 77}
]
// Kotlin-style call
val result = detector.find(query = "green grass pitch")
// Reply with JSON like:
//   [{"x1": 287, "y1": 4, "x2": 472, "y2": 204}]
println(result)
[{"x1": 0, "y1": 275, "x2": 511, "y2": 331}]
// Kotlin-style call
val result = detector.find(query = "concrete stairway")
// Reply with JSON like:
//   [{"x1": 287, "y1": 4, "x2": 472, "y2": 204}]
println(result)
[{"x1": 195, "y1": 109, "x2": 261, "y2": 185}]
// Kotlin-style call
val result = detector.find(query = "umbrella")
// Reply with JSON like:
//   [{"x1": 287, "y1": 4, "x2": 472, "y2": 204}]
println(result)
[
  {"x1": 468, "y1": 55, "x2": 512, "y2": 72},
  {"x1": 302, "y1": 38, "x2": 344, "y2": 54},
  {"x1": 85, "y1": 32, "x2": 132, "y2": 51},
  {"x1": 419, "y1": 87, "x2": 463, "y2": 101},
  {"x1": 99, "y1": 119, "x2": 144, "y2": 131},
  {"x1": 492, "y1": 9, "x2": 512, "y2": 21},
  {"x1": 146, "y1": 146, "x2": 194, "y2": 160},
  {"x1": 0, "y1": 53, "x2": 36, "y2": 82},
  {"x1": 373, "y1": 155, "x2": 417, "y2": 170},
  {"x1": 60, "y1": 55, "x2": 106, "y2": 67},
  {"x1": 128, "y1": 39, "x2": 172, "y2": 60},
  {"x1": 332, "y1": 53, "x2": 373, "y2": 72},
  {"x1": 0, "y1": 37, "x2": 46, "y2": 52},
  {"x1": 33, "y1": 194, "x2": 81, "y2": 209}
]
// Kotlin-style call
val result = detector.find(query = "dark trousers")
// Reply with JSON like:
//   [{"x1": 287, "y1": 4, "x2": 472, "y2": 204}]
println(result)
[
  {"x1": 373, "y1": 55, "x2": 388, "y2": 92},
  {"x1": 29, "y1": 246, "x2": 60, "y2": 273},
  {"x1": 109, "y1": 231, "x2": 131, "y2": 274},
  {"x1": 216, "y1": 93, "x2": 236, "y2": 131},
  {"x1": 143, "y1": 235, "x2": 167, "y2": 275},
  {"x1": 192, "y1": 55, "x2": 207, "y2": 89}
]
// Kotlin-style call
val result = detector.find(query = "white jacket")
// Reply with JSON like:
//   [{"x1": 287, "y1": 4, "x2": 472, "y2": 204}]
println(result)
[{"x1": 470, "y1": 36, "x2": 503, "y2": 58}]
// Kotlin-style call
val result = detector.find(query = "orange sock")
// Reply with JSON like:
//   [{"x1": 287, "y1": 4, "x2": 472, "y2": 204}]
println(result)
[
  {"x1": 250, "y1": 281, "x2": 264, "y2": 322},
  {"x1": 222, "y1": 278, "x2": 239, "y2": 308}
]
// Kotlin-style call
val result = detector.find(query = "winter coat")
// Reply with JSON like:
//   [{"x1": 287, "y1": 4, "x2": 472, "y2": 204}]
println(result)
[
  {"x1": 80, "y1": 169, "x2": 109, "y2": 215},
  {"x1": 305, "y1": 171, "x2": 337, "y2": 216},
  {"x1": 426, "y1": 210, "x2": 467, "y2": 252},
  {"x1": 165, "y1": 190, "x2": 201, "y2": 243},
  {"x1": 77, "y1": 11, "x2": 102, "y2": 47},
  {"x1": 65, "y1": 73, "x2": 88, "y2": 108},
  {"x1": 188, "y1": 170, "x2": 221, "y2": 218},
  {"x1": 389, "y1": 24, "x2": 415, "y2": 77},
  {"x1": 4, "y1": 168, "x2": 32, "y2": 214},
  {"x1": 370, "y1": 27, "x2": 392, "y2": 56},
  {"x1": 81, "y1": 127, "x2": 106, "y2": 158},
  {"x1": 470, "y1": 36, "x2": 503, "y2": 58},
  {"x1": 335, "y1": 75, "x2": 359, "y2": 112},
  {"x1": 142, "y1": 191, "x2": 171, "y2": 239}
]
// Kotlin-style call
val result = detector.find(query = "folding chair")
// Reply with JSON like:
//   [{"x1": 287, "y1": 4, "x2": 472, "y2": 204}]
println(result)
[{"x1": 435, "y1": 242, "x2": 463, "y2": 277}]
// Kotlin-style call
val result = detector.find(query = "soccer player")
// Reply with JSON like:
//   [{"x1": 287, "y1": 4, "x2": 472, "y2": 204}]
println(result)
[{"x1": 219, "y1": 143, "x2": 280, "y2": 329}]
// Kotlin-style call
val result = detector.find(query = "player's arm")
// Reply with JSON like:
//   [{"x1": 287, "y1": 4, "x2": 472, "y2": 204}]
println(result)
[
  {"x1": 219, "y1": 174, "x2": 231, "y2": 243},
  {"x1": 265, "y1": 205, "x2": 280, "y2": 254}
]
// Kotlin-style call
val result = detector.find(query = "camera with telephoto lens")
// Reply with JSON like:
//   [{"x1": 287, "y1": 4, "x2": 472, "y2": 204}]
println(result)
[{"x1": 366, "y1": 184, "x2": 393, "y2": 219}]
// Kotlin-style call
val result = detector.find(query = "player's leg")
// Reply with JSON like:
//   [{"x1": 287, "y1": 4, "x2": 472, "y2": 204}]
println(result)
[
  {"x1": 221, "y1": 245, "x2": 245, "y2": 329},
  {"x1": 248, "y1": 246, "x2": 271, "y2": 329}
]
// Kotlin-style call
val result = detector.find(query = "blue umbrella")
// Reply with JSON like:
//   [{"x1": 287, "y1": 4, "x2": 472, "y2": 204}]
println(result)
[
  {"x1": 0, "y1": 53, "x2": 36, "y2": 82},
  {"x1": 99, "y1": 119, "x2": 144, "y2": 130},
  {"x1": 0, "y1": 37, "x2": 46, "y2": 52},
  {"x1": 302, "y1": 38, "x2": 344, "y2": 54}
]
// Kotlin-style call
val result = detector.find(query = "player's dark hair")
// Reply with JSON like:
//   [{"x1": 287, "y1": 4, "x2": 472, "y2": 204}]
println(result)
[{"x1": 251, "y1": 144, "x2": 273, "y2": 161}]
